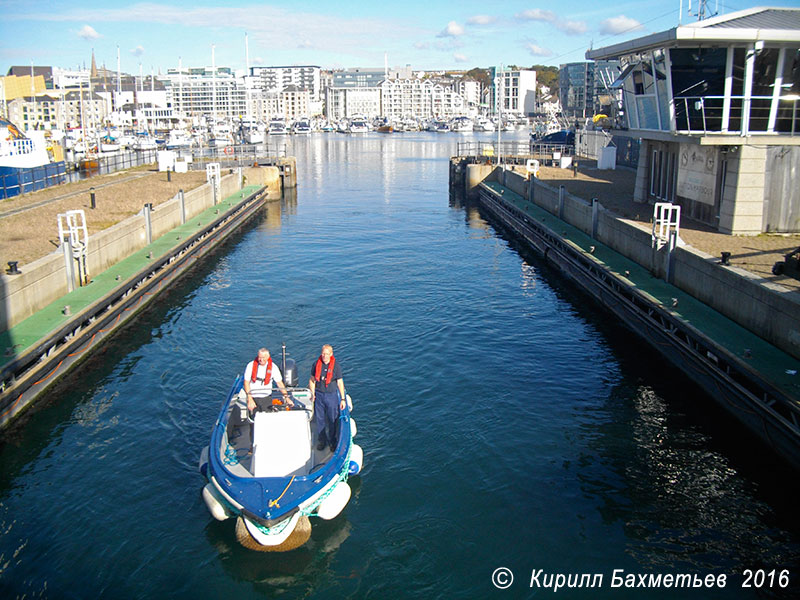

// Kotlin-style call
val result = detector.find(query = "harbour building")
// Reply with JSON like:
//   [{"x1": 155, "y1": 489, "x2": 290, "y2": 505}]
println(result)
[
  {"x1": 491, "y1": 69, "x2": 537, "y2": 116},
  {"x1": 586, "y1": 6, "x2": 800, "y2": 234},
  {"x1": 379, "y1": 78, "x2": 467, "y2": 120},
  {"x1": 249, "y1": 65, "x2": 322, "y2": 101},
  {"x1": 162, "y1": 67, "x2": 247, "y2": 121}
]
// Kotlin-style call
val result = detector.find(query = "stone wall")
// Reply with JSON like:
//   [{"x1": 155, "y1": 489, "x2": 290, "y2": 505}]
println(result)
[
  {"x1": 492, "y1": 167, "x2": 800, "y2": 359},
  {"x1": 1, "y1": 167, "x2": 280, "y2": 332}
]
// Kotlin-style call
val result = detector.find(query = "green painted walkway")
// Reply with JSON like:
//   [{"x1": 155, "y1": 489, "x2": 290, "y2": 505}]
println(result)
[
  {"x1": 482, "y1": 180, "x2": 800, "y2": 402},
  {"x1": 1, "y1": 185, "x2": 263, "y2": 372}
]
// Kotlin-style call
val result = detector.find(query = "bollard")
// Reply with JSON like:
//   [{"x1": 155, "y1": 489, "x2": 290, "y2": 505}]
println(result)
[
  {"x1": 90, "y1": 187, "x2": 96, "y2": 209},
  {"x1": 6, "y1": 261, "x2": 21, "y2": 275},
  {"x1": 573, "y1": 159, "x2": 578, "y2": 178},
  {"x1": 144, "y1": 203, "x2": 153, "y2": 245},
  {"x1": 167, "y1": 168, "x2": 172, "y2": 182}
]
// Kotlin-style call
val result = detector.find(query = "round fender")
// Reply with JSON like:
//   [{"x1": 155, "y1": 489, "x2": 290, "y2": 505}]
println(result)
[
  {"x1": 350, "y1": 417, "x2": 357, "y2": 438},
  {"x1": 348, "y1": 444, "x2": 363, "y2": 475},
  {"x1": 202, "y1": 483, "x2": 232, "y2": 521},
  {"x1": 223, "y1": 146, "x2": 234, "y2": 155},
  {"x1": 346, "y1": 393, "x2": 353, "y2": 411},
  {"x1": 237, "y1": 515, "x2": 311, "y2": 552},
  {"x1": 316, "y1": 482, "x2": 351, "y2": 520},
  {"x1": 198, "y1": 445, "x2": 209, "y2": 477}
]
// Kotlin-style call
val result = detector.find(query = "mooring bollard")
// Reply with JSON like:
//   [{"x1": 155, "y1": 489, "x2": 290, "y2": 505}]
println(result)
[
  {"x1": 167, "y1": 168, "x2": 172, "y2": 182},
  {"x1": 90, "y1": 187, "x2": 96, "y2": 209},
  {"x1": 144, "y1": 203, "x2": 153, "y2": 244}
]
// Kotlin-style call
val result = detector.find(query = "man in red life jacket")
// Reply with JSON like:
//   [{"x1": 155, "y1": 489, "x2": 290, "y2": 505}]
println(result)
[
  {"x1": 244, "y1": 347, "x2": 292, "y2": 413},
  {"x1": 309, "y1": 344, "x2": 346, "y2": 452}
]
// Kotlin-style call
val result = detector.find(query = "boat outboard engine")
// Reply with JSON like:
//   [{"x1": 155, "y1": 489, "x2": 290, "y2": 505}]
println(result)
[{"x1": 284, "y1": 358, "x2": 299, "y2": 387}]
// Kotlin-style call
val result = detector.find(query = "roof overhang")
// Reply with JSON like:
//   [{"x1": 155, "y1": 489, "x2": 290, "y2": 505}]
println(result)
[
  {"x1": 587, "y1": 7, "x2": 800, "y2": 61},
  {"x1": 588, "y1": 27, "x2": 800, "y2": 60}
]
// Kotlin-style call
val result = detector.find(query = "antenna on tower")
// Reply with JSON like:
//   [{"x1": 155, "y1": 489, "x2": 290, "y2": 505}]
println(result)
[{"x1": 686, "y1": 0, "x2": 717, "y2": 22}]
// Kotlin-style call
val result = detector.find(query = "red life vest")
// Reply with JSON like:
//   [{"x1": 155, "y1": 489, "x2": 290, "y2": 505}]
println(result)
[
  {"x1": 314, "y1": 355, "x2": 335, "y2": 386},
  {"x1": 250, "y1": 357, "x2": 273, "y2": 385}
]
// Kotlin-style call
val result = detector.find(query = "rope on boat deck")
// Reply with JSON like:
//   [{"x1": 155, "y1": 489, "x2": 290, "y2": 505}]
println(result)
[
  {"x1": 223, "y1": 443, "x2": 241, "y2": 465},
  {"x1": 268, "y1": 475, "x2": 296, "y2": 508},
  {"x1": 250, "y1": 443, "x2": 353, "y2": 536}
]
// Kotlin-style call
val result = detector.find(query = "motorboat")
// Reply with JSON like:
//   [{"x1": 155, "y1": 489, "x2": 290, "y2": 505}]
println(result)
[
  {"x1": 99, "y1": 135, "x2": 122, "y2": 153},
  {"x1": 450, "y1": 116, "x2": 474, "y2": 132},
  {"x1": 199, "y1": 348, "x2": 363, "y2": 551},
  {"x1": 475, "y1": 116, "x2": 495, "y2": 132},
  {"x1": 166, "y1": 129, "x2": 193, "y2": 150},
  {"x1": 432, "y1": 119, "x2": 450, "y2": 133},
  {"x1": 134, "y1": 133, "x2": 158, "y2": 151},
  {"x1": 348, "y1": 118, "x2": 370, "y2": 133},
  {"x1": 268, "y1": 119, "x2": 287, "y2": 135},
  {"x1": 292, "y1": 119, "x2": 312, "y2": 135}
]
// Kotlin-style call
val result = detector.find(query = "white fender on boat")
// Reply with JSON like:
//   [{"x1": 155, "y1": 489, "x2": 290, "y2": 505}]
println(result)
[
  {"x1": 348, "y1": 444, "x2": 363, "y2": 475},
  {"x1": 244, "y1": 511, "x2": 301, "y2": 546},
  {"x1": 316, "y1": 482, "x2": 351, "y2": 520},
  {"x1": 202, "y1": 483, "x2": 232, "y2": 521},
  {"x1": 198, "y1": 445, "x2": 209, "y2": 477},
  {"x1": 350, "y1": 417, "x2": 357, "y2": 438},
  {"x1": 346, "y1": 393, "x2": 353, "y2": 411}
]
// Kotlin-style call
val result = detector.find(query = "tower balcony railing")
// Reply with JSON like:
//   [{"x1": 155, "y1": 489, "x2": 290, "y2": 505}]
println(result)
[{"x1": 672, "y1": 94, "x2": 799, "y2": 136}]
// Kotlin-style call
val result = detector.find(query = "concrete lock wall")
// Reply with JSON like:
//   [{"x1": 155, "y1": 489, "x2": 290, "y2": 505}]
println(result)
[
  {"x1": 495, "y1": 167, "x2": 800, "y2": 360},
  {"x1": 671, "y1": 247, "x2": 800, "y2": 359},
  {"x1": 1, "y1": 168, "x2": 280, "y2": 332}
]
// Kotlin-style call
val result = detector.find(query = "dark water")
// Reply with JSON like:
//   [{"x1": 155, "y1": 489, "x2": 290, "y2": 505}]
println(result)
[{"x1": 1, "y1": 132, "x2": 798, "y2": 599}]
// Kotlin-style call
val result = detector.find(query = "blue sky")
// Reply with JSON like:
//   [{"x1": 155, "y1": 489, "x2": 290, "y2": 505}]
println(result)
[{"x1": 2, "y1": 1, "x2": 794, "y2": 74}]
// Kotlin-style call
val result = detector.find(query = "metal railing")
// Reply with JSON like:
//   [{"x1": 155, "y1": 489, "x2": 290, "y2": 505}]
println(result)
[
  {"x1": 456, "y1": 141, "x2": 575, "y2": 163},
  {"x1": 181, "y1": 142, "x2": 287, "y2": 163},
  {"x1": 673, "y1": 95, "x2": 799, "y2": 135}
]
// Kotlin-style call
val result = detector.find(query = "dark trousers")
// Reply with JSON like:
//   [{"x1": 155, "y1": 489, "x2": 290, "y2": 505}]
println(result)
[{"x1": 314, "y1": 390, "x2": 340, "y2": 446}]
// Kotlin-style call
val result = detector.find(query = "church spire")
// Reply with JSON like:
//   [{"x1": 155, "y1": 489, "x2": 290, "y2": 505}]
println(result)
[{"x1": 90, "y1": 49, "x2": 98, "y2": 78}]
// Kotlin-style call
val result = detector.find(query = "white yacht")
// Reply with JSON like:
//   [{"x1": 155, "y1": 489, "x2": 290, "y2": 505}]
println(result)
[
  {"x1": 268, "y1": 119, "x2": 288, "y2": 135},
  {"x1": 166, "y1": 129, "x2": 193, "y2": 150},
  {"x1": 450, "y1": 116, "x2": 474, "y2": 132},
  {"x1": 348, "y1": 118, "x2": 370, "y2": 133},
  {"x1": 292, "y1": 119, "x2": 312, "y2": 135}
]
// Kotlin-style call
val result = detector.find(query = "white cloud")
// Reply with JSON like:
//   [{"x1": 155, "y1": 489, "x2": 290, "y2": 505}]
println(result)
[
  {"x1": 77, "y1": 24, "x2": 101, "y2": 40},
  {"x1": 517, "y1": 10, "x2": 586, "y2": 35},
  {"x1": 437, "y1": 21, "x2": 464, "y2": 38},
  {"x1": 467, "y1": 15, "x2": 495, "y2": 26},
  {"x1": 599, "y1": 15, "x2": 644, "y2": 35},
  {"x1": 557, "y1": 20, "x2": 588, "y2": 35},
  {"x1": 25, "y1": 6, "x2": 427, "y2": 65},
  {"x1": 454, "y1": 53, "x2": 468, "y2": 63},
  {"x1": 130, "y1": 45, "x2": 144, "y2": 57},
  {"x1": 414, "y1": 41, "x2": 430, "y2": 50},
  {"x1": 517, "y1": 9, "x2": 556, "y2": 23},
  {"x1": 526, "y1": 43, "x2": 553, "y2": 57}
]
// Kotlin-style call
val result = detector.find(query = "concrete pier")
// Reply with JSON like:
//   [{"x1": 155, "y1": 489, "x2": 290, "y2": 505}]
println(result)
[
  {"x1": 450, "y1": 156, "x2": 800, "y2": 468},
  {"x1": 0, "y1": 165, "x2": 285, "y2": 429}
]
